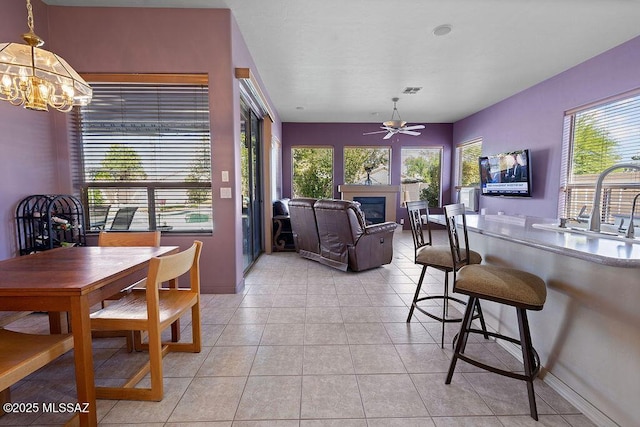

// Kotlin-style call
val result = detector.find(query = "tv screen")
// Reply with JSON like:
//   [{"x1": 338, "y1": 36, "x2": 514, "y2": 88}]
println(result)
[{"x1": 479, "y1": 149, "x2": 532, "y2": 197}]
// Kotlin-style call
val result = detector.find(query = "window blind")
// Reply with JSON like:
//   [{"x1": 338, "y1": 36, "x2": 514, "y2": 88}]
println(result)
[
  {"x1": 562, "y1": 90, "x2": 640, "y2": 223},
  {"x1": 75, "y1": 82, "x2": 212, "y2": 232}
]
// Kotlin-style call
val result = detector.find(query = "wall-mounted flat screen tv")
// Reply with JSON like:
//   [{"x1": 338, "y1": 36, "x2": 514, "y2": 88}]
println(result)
[{"x1": 478, "y1": 149, "x2": 532, "y2": 197}]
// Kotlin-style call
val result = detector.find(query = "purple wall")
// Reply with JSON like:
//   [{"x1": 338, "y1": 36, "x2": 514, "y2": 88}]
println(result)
[
  {"x1": 282, "y1": 122, "x2": 454, "y2": 224},
  {"x1": 453, "y1": 35, "x2": 640, "y2": 219},
  {"x1": 0, "y1": 1, "x2": 281, "y2": 294},
  {"x1": 0, "y1": 0, "x2": 57, "y2": 260}
]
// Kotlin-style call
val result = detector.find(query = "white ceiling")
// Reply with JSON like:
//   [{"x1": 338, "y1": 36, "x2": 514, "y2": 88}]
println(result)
[{"x1": 44, "y1": 0, "x2": 640, "y2": 123}]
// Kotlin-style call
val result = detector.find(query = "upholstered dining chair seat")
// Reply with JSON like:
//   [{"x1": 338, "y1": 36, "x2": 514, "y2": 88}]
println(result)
[
  {"x1": 416, "y1": 245, "x2": 482, "y2": 269},
  {"x1": 455, "y1": 265, "x2": 546, "y2": 310}
]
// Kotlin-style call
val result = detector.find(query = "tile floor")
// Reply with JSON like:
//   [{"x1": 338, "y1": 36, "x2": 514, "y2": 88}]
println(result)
[{"x1": 2, "y1": 230, "x2": 597, "y2": 426}]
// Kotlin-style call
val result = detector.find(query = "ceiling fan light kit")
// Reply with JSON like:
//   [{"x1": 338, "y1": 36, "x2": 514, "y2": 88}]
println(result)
[{"x1": 363, "y1": 97, "x2": 425, "y2": 139}]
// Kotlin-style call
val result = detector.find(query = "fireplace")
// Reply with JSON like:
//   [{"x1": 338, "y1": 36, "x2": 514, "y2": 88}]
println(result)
[
  {"x1": 338, "y1": 184, "x2": 400, "y2": 223},
  {"x1": 354, "y1": 196, "x2": 386, "y2": 225}
]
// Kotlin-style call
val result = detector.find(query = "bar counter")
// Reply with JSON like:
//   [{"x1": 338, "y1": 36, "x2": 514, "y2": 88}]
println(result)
[
  {"x1": 429, "y1": 213, "x2": 639, "y2": 427},
  {"x1": 429, "y1": 214, "x2": 640, "y2": 268}
]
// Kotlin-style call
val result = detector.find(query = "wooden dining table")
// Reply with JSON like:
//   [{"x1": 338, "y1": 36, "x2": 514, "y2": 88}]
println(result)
[{"x1": 0, "y1": 245, "x2": 179, "y2": 426}]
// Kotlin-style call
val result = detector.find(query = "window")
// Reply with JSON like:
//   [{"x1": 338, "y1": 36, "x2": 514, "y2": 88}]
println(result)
[
  {"x1": 401, "y1": 147, "x2": 442, "y2": 208},
  {"x1": 561, "y1": 90, "x2": 640, "y2": 223},
  {"x1": 456, "y1": 138, "x2": 482, "y2": 187},
  {"x1": 343, "y1": 146, "x2": 391, "y2": 185},
  {"x1": 74, "y1": 77, "x2": 212, "y2": 232},
  {"x1": 291, "y1": 147, "x2": 333, "y2": 198}
]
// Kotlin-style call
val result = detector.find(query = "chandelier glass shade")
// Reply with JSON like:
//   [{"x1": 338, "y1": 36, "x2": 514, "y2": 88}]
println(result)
[{"x1": 0, "y1": 0, "x2": 92, "y2": 112}]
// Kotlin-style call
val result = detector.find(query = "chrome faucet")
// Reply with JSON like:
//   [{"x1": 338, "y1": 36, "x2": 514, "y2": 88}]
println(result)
[
  {"x1": 588, "y1": 163, "x2": 640, "y2": 232},
  {"x1": 625, "y1": 193, "x2": 640, "y2": 239}
]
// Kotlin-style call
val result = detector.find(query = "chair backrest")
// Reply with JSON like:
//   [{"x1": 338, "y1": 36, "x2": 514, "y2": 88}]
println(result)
[
  {"x1": 146, "y1": 241, "x2": 203, "y2": 315},
  {"x1": 98, "y1": 231, "x2": 161, "y2": 247},
  {"x1": 288, "y1": 198, "x2": 320, "y2": 254},
  {"x1": 89, "y1": 204, "x2": 111, "y2": 229},
  {"x1": 110, "y1": 207, "x2": 138, "y2": 230},
  {"x1": 443, "y1": 203, "x2": 472, "y2": 269},
  {"x1": 406, "y1": 200, "x2": 433, "y2": 253}
]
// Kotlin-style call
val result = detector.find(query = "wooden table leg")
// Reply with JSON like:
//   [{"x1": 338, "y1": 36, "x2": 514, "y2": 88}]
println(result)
[
  {"x1": 69, "y1": 297, "x2": 97, "y2": 427},
  {"x1": 48, "y1": 311, "x2": 70, "y2": 334}
]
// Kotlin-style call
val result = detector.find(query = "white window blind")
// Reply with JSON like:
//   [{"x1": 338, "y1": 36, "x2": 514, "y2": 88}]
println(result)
[
  {"x1": 456, "y1": 137, "x2": 483, "y2": 187},
  {"x1": 561, "y1": 90, "x2": 640, "y2": 224},
  {"x1": 75, "y1": 82, "x2": 212, "y2": 232}
]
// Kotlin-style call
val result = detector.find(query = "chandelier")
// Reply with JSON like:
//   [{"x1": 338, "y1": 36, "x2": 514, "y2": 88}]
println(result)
[{"x1": 0, "y1": 0, "x2": 92, "y2": 112}]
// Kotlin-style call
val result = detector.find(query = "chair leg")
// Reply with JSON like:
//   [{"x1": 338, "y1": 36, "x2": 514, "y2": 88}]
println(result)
[
  {"x1": 474, "y1": 300, "x2": 490, "y2": 340},
  {"x1": 407, "y1": 266, "x2": 427, "y2": 322},
  {"x1": 517, "y1": 308, "x2": 539, "y2": 421},
  {"x1": 147, "y1": 322, "x2": 164, "y2": 401},
  {"x1": 440, "y1": 271, "x2": 449, "y2": 348},
  {"x1": 446, "y1": 296, "x2": 477, "y2": 384}
]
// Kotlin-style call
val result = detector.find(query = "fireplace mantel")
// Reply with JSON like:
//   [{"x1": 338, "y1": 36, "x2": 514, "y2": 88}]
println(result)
[{"x1": 338, "y1": 185, "x2": 400, "y2": 223}]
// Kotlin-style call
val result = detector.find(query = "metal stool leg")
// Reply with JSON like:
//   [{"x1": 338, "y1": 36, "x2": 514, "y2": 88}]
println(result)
[
  {"x1": 517, "y1": 308, "x2": 539, "y2": 421},
  {"x1": 445, "y1": 296, "x2": 477, "y2": 384},
  {"x1": 407, "y1": 266, "x2": 427, "y2": 322}
]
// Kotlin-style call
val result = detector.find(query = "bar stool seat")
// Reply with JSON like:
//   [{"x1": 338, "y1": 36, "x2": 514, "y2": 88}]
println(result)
[
  {"x1": 416, "y1": 245, "x2": 482, "y2": 269},
  {"x1": 454, "y1": 265, "x2": 546, "y2": 309},
  {"x1": 443, "y1": 203, "x2": 547, "y2": 421}
]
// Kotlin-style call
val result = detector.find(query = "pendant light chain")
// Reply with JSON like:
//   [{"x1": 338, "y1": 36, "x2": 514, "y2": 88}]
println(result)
[{"x1": 26, "y1": 0, "x2": 35, "y2": 34}]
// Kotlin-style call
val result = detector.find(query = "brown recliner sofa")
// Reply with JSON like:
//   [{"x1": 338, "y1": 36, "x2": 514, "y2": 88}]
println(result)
[{"x1": 289, "y1": 198, "x2": 397, "y2": 271}]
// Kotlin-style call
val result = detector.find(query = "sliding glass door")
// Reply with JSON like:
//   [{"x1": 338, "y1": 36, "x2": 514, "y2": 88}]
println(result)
[{"x1": 240, "y1": 100, "x2": 263, "y2": 270}]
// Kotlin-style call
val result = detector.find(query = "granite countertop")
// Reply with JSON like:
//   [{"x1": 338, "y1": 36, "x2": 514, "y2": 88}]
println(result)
[{"x1": 429, "y1": 214, "x2": 640, "y2": 268}]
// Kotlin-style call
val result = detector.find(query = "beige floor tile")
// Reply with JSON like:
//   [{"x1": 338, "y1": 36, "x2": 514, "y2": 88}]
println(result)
[
  {"x1": 305, "y1": 307, "x2": 343, "y2": 324},
  {"x1": 497, "y1": 414, "x2": 572, "y2": 426},
  {"x1": 357, "y1": 373, "x2": 429, "y2": 418},
  {"x1": 235, "y1": 376, "x2": 302, "y2": 420},
  {"x1": 350, "y1": 344, "x2": 406, "y2": 374},
  {"x1": 304, "y1": 323, "x2": 348, "y2": 345},
  {"x1": 300, "y1": 375, "x2": 364, "y2": 419},
  {"x1": 306, "y1": 294, "x2": 340, "y2": 307},
  {"x1": 216, "y1": 324, "x2": 265, "y2": 346},
  {"x1": 267, "y1": 307, "x2": 306, "y2": 324},
  {"x1": 260, "y1": 323, "x2": 305, "y2": 345},
  {"x1": 300, "y1": 420, "x2": 366, "y2": 427},
  {"x1": 228, "y1": 307, "x2": 272, "y2": 324},
  {"x1": 169, "y1": 376, "x2": 246, "y2": 422},
  {"x1": 303, "y1": 345, "x2": 354, "y2": 375},
  {"x1": 273, "y1": 294, "x2": 307, "y2": 308},
  {"x1": 344, "y1": 323, "x2": 392, "y2": 344},
  {"x1": 197, "y1": 346, "x2": 257, "y2": 377},
  {"x1": 395, "y1": 344, "x2": 452, "y2": 373},
  {"x1": 432, "y1": 416, "x2": 503, "y2": 426},
  {"x1": 250, "y1": 346, "x2": 303, "y2": 376},
  {"x1": 367, "y1": 418, "x2": 436, "y2": 427},
  {"x1": 383, "y1": 322, "x2": 435, "y2": 344},
  {"x1": 337, "y1": 293, "x2": 372, "y2": 307},
  {"x1": 340, "y1": 306, "x2": 380, "y2": 323},
  {"x1": 411, "y1": 372, "x2": 494, "y2": 417}
]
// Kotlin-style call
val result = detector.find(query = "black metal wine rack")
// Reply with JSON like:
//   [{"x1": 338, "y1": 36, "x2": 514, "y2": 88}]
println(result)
[{"x1": 16, "y1": 195, "x2": 86, "y2": 255}]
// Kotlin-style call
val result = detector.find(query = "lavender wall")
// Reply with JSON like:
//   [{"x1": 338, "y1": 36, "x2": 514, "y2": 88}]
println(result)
[
  {"x1": 453, "y1": 35, "x2": 640, "y2": 219},
  {"x1": 0, "y1": 0, "x2": 57, "y2": 261},
  {"x1": 17, "y1": 4, "x2": 279, "y2": 294},
  {"x1": 282, "y1": 122, "x2": 454, "y2": 224}
]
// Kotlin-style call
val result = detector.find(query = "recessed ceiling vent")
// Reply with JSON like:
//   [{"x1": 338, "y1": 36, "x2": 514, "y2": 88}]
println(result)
[{"x1": 402, "y1": 87, "x2": 422, "y2": 95}]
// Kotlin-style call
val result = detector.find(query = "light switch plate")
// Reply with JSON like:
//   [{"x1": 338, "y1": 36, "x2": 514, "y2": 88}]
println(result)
[
  {"x1": 221, "y1": 170, "x2": 229, "y2": 182},
  {"x1": 220, "y1": 187, "x2": 232, "y2": 199}
]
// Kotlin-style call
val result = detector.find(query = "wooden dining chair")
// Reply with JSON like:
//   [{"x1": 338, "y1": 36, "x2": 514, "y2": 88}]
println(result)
[
  {"x1": 94, "y1": 231, "x2": 162, "y2": 352},
  {"x1": 90, "y1": 240, "x2": 203, "y2": 401},
  {"x1": 0, "y1": 329, "x2": 74, "y2": 414}
]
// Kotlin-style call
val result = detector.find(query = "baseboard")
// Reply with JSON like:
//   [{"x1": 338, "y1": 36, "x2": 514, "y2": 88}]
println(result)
[{"x1": 495, "y1": 337, "x2": 618, "y2": 427}]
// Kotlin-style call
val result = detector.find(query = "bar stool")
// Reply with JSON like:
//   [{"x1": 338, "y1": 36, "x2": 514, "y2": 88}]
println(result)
[
  {"x1": 405, "y1": 201, "x2": 487, "y2": 347},
  {"x1": 443, "y1": 203, "x2": 547, "y2": 420}
]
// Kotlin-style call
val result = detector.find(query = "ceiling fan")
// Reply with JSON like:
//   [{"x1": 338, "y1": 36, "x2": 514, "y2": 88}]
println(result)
[{"x1": 363, "y1": 97, "x2": 425, "y2": 140}]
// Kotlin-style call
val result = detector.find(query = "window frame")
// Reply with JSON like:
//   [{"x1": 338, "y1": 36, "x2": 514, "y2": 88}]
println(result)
[
  {"x1": 74, "y1": 73, "x2": 213, "y2": 234},
  {"x1": 455, "y1": 137, "x2": 483, "y2": 188}
]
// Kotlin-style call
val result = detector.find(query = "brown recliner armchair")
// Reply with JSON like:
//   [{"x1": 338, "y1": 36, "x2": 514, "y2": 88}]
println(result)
[{"x1": 289, "y1": 198, "x2": 397, "y2": 272}]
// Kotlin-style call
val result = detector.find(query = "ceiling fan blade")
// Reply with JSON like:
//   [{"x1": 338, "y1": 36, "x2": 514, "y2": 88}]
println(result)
[
  {"x1": 363, "y1": 130, "x2": 389, "y2": 135},
  {"x1": 403, "y1": 124, "x2": 425, "y2": 131},
  {"x1": 399, "y1": 130, "x2": 421, "y2": 136},
  {"x1": 383, "y1": 132, "x2": 394, "y2": 140}
]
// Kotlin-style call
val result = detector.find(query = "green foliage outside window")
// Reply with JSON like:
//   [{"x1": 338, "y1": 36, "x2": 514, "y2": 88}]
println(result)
[
  {"x1": 572, "y1": 114, "x2": 620, "y2": 175},
  {"x1": 292, "y1": 147, "x2": 333, "y2": 198},
  {"x1": 459, "y1": 142, "x2": 482, "y2": 186},
  {"x1": 402, "y1": 149, "x2": 441, "y2": 208},
  {"x1": 343, "y1": 147, "x2": 390, "y2": 184}
]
